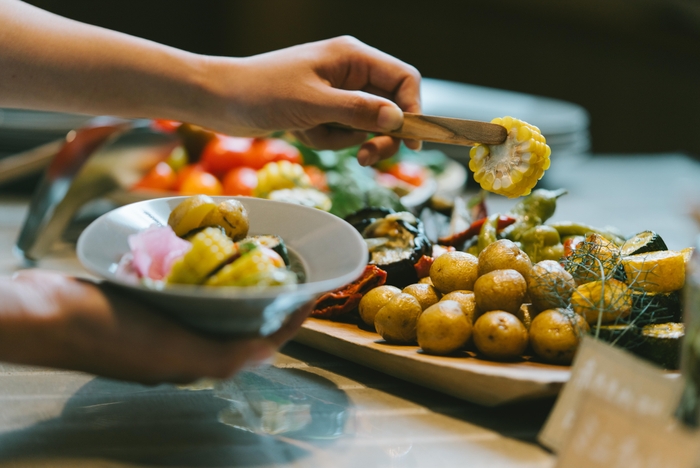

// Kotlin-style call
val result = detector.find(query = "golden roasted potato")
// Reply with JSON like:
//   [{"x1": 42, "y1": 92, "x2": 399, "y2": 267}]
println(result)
[
  {"x1": 417, "y1": 301, "x2": 472, "y2": 355},
  {"x1": 418, "y1": 276, "x2": 434, "y2": 286},
  {"x1": 374, "y1": 293, "x2": 423, "y2": 344},
  {"x1": 429, "y1": 251, "x2": 479, "y2": 294},
  {"x1": 440, "y1": 290, "x2": 477, "y2": 324},
  {"x1": 168, "y1": 195, "x2": 217, "y2": 237},
  {"x1": 473, "y1": 310, "x2": 529, "y2": 361},
  {"x1": 403, "y1": 283, "x2": 441, "y2": 311},
  {"x1": 358, "y1": 285, "x2": 401, "y2": 327},
  {"x1": 478, "y1": 239, "x2": 532, "y2": 279},
  {"x1": 527, "y1": 260, "x2": 576, "y2": 312},
  {"x1": 529, "y1": 308, "x2": 589, "y2": 364},
  {"x1": 474, "y1": 269, "x2": 527, "y2": 314}
]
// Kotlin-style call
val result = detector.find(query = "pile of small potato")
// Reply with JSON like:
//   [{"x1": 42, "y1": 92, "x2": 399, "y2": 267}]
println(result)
[{"x1": 359, "y1": 239, "x2": 587, "y2": 364}]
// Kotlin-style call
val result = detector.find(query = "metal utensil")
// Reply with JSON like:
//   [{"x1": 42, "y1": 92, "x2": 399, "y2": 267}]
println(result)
[{"x1": 15, "y1": 117, "x2": 176, "y2": 262}]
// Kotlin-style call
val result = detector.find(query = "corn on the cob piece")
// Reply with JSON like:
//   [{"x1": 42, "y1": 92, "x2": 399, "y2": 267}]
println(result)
[
  {"x1": 167, "y1": 227, "x2": 236, "y2": 284},
  {"x1": 254, "y1": 160, "x2": 311, "y2": 198},
  {"x1": 469, "y1": 116, "x2": 551, "y2": 198},
  {"x1": 205, "y1": 246, "x2": 295, "y2": 287},
  {"x1": 268, "y1": 188, "x2": 332, "y2": 211}
]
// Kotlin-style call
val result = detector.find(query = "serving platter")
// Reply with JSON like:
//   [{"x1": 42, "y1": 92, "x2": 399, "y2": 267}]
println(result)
[{"x1": 295, "y1": 317, "x2": 570, "y2": 407}]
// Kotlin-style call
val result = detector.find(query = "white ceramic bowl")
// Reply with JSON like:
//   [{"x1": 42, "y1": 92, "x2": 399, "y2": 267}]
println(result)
[{"x1": 77, "y1": 196, "x2": 367, "y2": 336}]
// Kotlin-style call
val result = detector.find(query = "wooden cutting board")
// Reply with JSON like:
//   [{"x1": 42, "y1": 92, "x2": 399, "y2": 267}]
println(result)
[{"x1": 295, "y1": 318, "x2": 570, "y2": 406}]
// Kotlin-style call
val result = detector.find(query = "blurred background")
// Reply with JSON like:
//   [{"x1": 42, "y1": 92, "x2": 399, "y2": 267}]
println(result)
[{"x1": 20, "y1": 0, "x2": 700, "y2": 155}]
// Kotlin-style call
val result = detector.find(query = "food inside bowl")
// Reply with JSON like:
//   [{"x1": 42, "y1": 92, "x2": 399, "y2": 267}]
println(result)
[{"x1": 117, "y1": 195, "x2": 300, "y2": 288}]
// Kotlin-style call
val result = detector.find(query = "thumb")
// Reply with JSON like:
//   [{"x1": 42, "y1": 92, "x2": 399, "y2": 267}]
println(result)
[{"x1": 318, "y1": 88, "x2": 404, "y2": 133}]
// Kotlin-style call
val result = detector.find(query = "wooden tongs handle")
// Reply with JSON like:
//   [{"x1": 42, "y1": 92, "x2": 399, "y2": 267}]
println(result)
[{"x1": 330, "y1": 112, "x2": 507, "y2": 146}]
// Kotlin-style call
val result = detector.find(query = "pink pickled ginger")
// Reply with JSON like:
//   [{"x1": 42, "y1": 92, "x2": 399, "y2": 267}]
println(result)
[{"x1": 128, "y1": 225, "x2": 191, "y2": 280}]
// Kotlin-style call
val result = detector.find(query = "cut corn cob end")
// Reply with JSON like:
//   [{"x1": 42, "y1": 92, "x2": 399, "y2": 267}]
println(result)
[
  {"x1": 167, "y1": 227, "x2": 237, "y2": 284},
  {"x1": 469, "y1": 116, "x2": 551, "y2": 198}
]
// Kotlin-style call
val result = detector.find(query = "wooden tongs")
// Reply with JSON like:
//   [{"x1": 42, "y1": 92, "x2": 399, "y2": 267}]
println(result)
[{"x1": 332, "y1": 112, "x2": 507, "y2": 146}]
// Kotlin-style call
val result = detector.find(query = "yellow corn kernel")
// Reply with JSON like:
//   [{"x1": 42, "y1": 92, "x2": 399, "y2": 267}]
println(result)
[
  {"x1": 167, "y1": 227, "x2": 236, "y2": 284},
  {"x1": 254, "y1": 161, "x2": 311, "y2": 198},
  {"x1": 469, "y1": 116, "x2": 551, "y2": 198}
]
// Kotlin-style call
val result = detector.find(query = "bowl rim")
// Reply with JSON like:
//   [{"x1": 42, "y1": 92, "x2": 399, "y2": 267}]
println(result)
[{"x1": 77, "y1": 196, "x2": 368, "y2": 300}]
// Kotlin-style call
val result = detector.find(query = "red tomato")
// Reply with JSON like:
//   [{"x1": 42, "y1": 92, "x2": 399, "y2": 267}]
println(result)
[
  {"x1": 563, "y1": 235, "x2": 585, "y2": 257},
  {"x1": 386, "y1": 161, "x2": 427, "y2": 187},
  {"x1": 200, "y1": 136, "x2": 255, "y2": 175},
  {"x1": 151, "y1": 119, "x2": 182, "y2": 133},
  {"x1": 247, "y1": 138, "x2": 302, "y2": 169},
  {"x1": 303, "y1": 165, "x2": 328, "y2": 192},
  {"x1": 223, "y1": 167, "x2": 258, "y2": 196},
  {"x1": 179, "y1": 170, "x2": 223, "y2": 196},
  {"x1": 133, "y1": 162, "x2": 176, "y2": 191},
  {"x1": 173, "y1": 164, "x2": 204, "y2": 191}
]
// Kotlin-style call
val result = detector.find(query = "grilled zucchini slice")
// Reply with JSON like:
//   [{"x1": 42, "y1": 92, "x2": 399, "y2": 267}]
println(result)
[
  {"x1": 621, "y1": 231, "x2": 667, "y2": 256},
  {"x1": 634, "y1": 322, "x2": 684, "y2": 369},
  {"x1": 595, "y1": 324, "x2": 638, "y2": 349},
  {"x1": 241, "y1": 235, "x2": 290, "y2": 266},
  {"x1": 630, "y1": 290, "x2": 682, "y2": 325}
]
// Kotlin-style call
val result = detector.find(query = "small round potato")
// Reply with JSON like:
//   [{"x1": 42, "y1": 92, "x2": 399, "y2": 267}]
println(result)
[
  {"x1": 374, "y1": 293, "x2": 423, "y2": 344},
  {"x1": 358, "y1": 285, "x2": 401, "y2": 327},
  {"x1": 429, "y1": 251, "x2": 479, "y2": 294},
  {"x1": 418, "y1": 276, "x2": 434, "y2": 286},
  {"x1": 417, "y1": 301, "x2": 472, "y2": 355},
  {"x1": 403, "y1": 283, "x2": 441, "y2": 311},
  {"x1": 478, "y1": 239, "x2": 532, "y2": 279},
  {"x1": 474, "y1": 269, "x2": 527, "y2": 314},
  {"x1": 201, "y1": 199, "x2": 250, "y2": 241},
  {"x1": 440, "y1": 290, "x2": 477, "y2": 324},
  {"x1": 527, "y1": 260, "x2": 576, "y2": 312},
  {"x1": 529, "y1": 308, "x2": 590, "y2": 364},
  {"x1": 473, "y1": 311, "x2": 529, "y2": 361}
]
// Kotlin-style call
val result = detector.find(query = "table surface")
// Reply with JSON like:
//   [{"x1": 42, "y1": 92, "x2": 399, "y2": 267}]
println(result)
[{"x1": 1, "y1": 152, "x2": 699, "y2": 467}]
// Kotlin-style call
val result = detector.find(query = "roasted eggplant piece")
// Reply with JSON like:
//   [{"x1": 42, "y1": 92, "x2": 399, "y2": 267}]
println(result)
[
  {"x1": 344, "y1": 207, "x2": 395, "y2": 233},
  {"x1": 345, "y1": 208, "x2": 432, "y2": 288}
]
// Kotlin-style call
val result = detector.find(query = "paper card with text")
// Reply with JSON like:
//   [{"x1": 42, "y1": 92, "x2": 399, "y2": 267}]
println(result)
[
  {"x1": 555, "y1": 393, "x2": 700, "y2": 468},
  {"x1": 539, "y1": 336, "x2": 685, "y2": 452}
]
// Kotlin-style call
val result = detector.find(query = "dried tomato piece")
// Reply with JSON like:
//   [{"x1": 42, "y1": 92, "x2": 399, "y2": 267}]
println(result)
[
  {"x1": 413, "y1": 255, "x2": 434, "y2": 279},
  {"x1": 312, "y1": 265, "x2": 387, "y2": 319}
]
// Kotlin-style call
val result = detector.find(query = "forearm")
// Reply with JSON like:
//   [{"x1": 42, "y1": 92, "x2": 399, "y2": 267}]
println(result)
[{"x1": 0, "y1": 0, "x2": 223, "y2": 122}]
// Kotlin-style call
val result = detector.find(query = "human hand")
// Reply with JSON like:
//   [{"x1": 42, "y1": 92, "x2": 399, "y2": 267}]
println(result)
[
  {"x1": 196, "y1": 36, "x2": 422, "y2": 166},
  {"x1": 0, "y1": 270, "x2": 311, "y2": 384}
]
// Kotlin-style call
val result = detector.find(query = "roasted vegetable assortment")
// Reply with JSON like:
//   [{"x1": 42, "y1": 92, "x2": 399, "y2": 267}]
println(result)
[
  {"x1": 313, "y1": 187, "x2": 693, "y2": 370},
  {"x1": 135, "y1": 120, "x2": 448, "y2": 218},
  {"x1": 117, "y1": 195, "x2": 298, "y2": 288}
]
